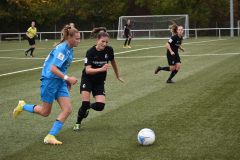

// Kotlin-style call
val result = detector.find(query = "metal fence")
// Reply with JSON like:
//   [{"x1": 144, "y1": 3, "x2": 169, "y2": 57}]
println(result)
[{"x1": 0, "y1": 28, "x2": 240, "y2": 43}]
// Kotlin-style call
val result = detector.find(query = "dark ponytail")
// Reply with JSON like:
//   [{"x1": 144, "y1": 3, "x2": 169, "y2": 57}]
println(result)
[
  {"x1": 91, "y1": 27, "x2": 109, "y2": 39},
  {"x1": 169, "y1": 21, "x2": 178, "y2": 35}
]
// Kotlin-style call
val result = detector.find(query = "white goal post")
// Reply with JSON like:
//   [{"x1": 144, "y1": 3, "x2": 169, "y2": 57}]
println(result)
[{"x1": 117, "y1": 15, "x2": 189, "y2": 40}]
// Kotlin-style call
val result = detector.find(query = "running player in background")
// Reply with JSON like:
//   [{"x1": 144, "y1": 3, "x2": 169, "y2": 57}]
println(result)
[
  {"x1": 13, "y1": 24, "x2": 80, "y2": 145},
  {"x1": 25, "y1": 21, "x2": 38, "y2": 57},
  {"x1": 73, "y1": 27, "x2": 124, "y2": 131},
  {"x1": 154, "y1": 24, "x2": 185, "y2": 83},
  {"x1": 123, "y1": 19, "x2": 132, "y2": 48}
]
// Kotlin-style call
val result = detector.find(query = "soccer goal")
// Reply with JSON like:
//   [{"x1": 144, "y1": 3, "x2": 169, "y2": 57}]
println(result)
[{"x1": 117, "y1": 15, "x2": 189, "y2": 40}]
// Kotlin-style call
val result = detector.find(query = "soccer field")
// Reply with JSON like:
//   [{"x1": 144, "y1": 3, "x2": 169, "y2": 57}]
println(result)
[{"x1": 0, "y1": 37, "x2": 240, "y2": 160}]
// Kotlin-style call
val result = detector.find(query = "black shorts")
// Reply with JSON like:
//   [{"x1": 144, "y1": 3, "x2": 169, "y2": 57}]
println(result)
[
  {"x1": 80, "y1": 78, "x2": 105, "y2": 97},
  {"x1": 124, "y1": 34, "x2": 131, "y2": 39},
  {"x1": 27, "y1": 37, "x2": 35, "y2": 45},
  {"x1": 167, "y1": 52, "x2": 181, "y2": 65}
]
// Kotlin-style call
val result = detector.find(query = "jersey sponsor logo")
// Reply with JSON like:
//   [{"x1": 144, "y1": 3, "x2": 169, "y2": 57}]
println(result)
[
  {"x1": 57, "y1": 53, "x2": 65, "y2": 61},
  {"x1": 84, "y1": 58, "x2": 88, "y2": 64},
  {"x1": 105, "y1": 54, "x2": 108, "y2": 59},
  {"x1": 92, "y1": 61, "x2": 107, "y2": 66},
  {"x1": 82, "y1": 84, "x2": 86, "y2": 88},
  {"x1": 168, "y1": 38, "x2": 173, "y2": 43}
]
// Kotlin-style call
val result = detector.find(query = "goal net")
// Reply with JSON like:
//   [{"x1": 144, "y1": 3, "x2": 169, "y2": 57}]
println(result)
[{"x1": 117, "y1": 15, "x2": 189, "y2": 40}]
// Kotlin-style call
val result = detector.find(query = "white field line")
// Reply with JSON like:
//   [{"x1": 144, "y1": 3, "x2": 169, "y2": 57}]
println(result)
[
  {"x1": 115, "y1": 52, "x2": 240, "y2": 59},
  {"x1": 0, "y1": 44, "x2": 99, "y2": 52},
  {"x1": 0, "y1": 57, "x2": 45, "y2": 60},
  {"x1": 0, "y1": 48, "x2": 51, "y2": 52},
  {"x1": 0, "y1": 59, "x2": 84, "y2": 77},
  {"x1": 0, "y1": 67, "x2": 44, "y2": 77},
  {"x1": 0, "y1": 39, "x2": 228, "y2": 77}
]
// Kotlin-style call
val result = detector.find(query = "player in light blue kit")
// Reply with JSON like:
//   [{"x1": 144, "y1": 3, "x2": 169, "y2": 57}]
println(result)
[{"x1": 13, "y1": 24, "x2": 80, "y2": 145}]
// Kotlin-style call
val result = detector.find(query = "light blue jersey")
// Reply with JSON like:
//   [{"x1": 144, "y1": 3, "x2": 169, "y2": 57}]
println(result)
[{"x1": 41, "y1": 41, "x2": 74, "y2": 79}]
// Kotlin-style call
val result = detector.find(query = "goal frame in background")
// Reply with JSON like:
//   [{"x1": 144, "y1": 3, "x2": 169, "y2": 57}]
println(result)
[{"x1": 117, "y1": 15, "x2": 189, "y2": 40}]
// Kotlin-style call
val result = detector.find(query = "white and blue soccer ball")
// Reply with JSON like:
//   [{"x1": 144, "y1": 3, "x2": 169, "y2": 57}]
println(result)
[{"x1": 137, "y1": 128, "x2": 155, "y2": 146}]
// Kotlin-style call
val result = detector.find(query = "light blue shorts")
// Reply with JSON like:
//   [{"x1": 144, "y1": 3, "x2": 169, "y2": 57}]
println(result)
[{"x1": 40, "y1": 78, "x2": 69, "y2": 104}]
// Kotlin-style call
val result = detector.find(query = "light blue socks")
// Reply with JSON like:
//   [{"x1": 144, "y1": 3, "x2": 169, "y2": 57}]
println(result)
[
  {"x1": 23, "y1": 104, "x2": 35, "y2": 113},
  {"x1": 49, "y1": 120, "x2": 63, "y2": 136}
]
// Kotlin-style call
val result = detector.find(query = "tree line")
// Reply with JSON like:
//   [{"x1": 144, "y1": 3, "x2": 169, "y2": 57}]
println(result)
[{"x1": 0, "y1": 0, "x2": 232, "y2": 32}]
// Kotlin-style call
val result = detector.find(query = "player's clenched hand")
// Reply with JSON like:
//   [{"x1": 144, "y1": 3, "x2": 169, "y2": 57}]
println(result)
[
  {"x1": 66, "y1": 80, "x2": 72, "y2": 91},
  {"x1": 100, "y1": 64, "x2": 109, "y2": 72},
  {"x1": 67, "y1": 76, "x2": 78, "y2": 85}
]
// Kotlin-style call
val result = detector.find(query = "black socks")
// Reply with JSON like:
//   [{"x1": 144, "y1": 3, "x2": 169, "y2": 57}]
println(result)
[
  {"x1": 76, "y1": 101, "x2": 90, "y2": 124},
  {"x1": 91, "y1": 102, "x2": 105, "y2": 111},
  {"x1": 127, "y1": 38, "x2": 131, "y2": 45},
  {"x1": 76, "y1": 101, "x2": 106, "y2": 124},
  {"x1": 124, "y1": 38, "x2": 131, "y2": 46},
  {"x1": 160, "y1": 66, "x2": 170, "y2": 71},
  {"x1": 30, "y1": 48, "x2": 35, "y2": 56},
  {"x1": 168, "y1": 70, "x2": 178, "y2": 81},
  {"x1": 26, "y1": 47, "x2": 35, "y2": 56}
]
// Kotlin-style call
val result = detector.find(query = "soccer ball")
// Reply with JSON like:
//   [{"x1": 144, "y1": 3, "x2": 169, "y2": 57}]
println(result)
[{"x1": 137, "y1": 128, "x2": 155, "y2": 146}]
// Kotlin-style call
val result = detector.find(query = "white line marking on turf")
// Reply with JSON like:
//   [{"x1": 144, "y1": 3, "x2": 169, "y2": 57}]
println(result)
[
  {"x1": 0, "y1": 48, "x2": 51, "y2": 52},
  {"x1": 0, "y1": 44, "x2": 101, "y2": 52},
  {"x1": 0, "y1": 59, "x2": 84, "y2": 77},
  {"x1": 0, "y1": 39, "x2": 228, "y2": 77},
  {"x1": 0, "y1": 57, "x2": 84, "y2": 60},
  {"x1": 115, "y1": 52, "x2": 240, "y2": 59},
  {"x1": 182, "y1": 52, "x2": 240, "y2": 56},
  {"x1": 115, "y1": 39, "x2": 226, "y2": 55},
  {"x1": 0, "y1": 67, "x2": 43, "y2": 77},
  {"x1": 0, "y1": 57, "x2": 46, "y2": 60}
]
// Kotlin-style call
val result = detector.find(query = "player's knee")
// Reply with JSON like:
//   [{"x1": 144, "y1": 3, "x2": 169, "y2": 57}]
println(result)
[
  {"x1": 92, "y1": 102, "x2": 105, "y2": 111},
  {"x1": 170, "y1": 66, "x2": 176, "y2": 71},
  {"x1": 176, "y1": 66, "x2": 181, "y2": 71},
  {"x1": 41, "y1": 110, "x2": 51, "y2": 117},
  {"x1": 64, "y1": 106, "x2": 72, "y2": 116},
  {"x1": 81, "y1": 101, "x2": 90, "y2": 110},
  {"x1": 97, "y1": 102, "x2": 105, "y2": 111}
]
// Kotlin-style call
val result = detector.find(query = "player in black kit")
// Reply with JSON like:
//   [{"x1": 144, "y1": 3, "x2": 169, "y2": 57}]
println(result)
[
  {"x1": 154, "y1": 24, "x2": 185, "y2": 83},
  {"x1": 73, "y1": 27, "x2": 124, "y2": 131},
  {"x1": 123, "y1": 19, "x2": 132, "y2": 48}
]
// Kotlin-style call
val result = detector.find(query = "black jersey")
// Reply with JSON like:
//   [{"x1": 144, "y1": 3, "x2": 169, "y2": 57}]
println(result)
[
  {"x1": 82, "y1": 45, "x2": 114, "y2": 83},
  {"x1": 124, "y1": 24, "x2": 131, "y2": 36},
  {"x1": 167, "y1": 35, "x2": 183, "y2": 55}
]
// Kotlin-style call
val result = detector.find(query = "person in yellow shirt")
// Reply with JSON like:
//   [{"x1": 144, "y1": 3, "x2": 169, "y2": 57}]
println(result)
[{"x1": 25, "y1": 21, "x2": 37, "y2": 57}]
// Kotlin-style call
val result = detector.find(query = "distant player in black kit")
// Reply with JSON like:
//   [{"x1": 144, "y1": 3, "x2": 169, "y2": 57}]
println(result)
[
  {"x1": 154, "y1": 24, "x2": 185, "y2": 83},
  {"x1": 73, "y1": 27, "x2": 124, "y2": 131},
  {"x1": 123, "y1": 19, "x2": 132, "y2": 48}
]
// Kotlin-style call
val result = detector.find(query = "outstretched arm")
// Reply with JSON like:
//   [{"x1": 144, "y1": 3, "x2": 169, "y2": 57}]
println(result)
[
  {"x1": 179, "y1": 45, "x2": 185, "y2": 52},
  {"x1": 111, "y1": 59, "x2": 124, "y2": 83}
]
